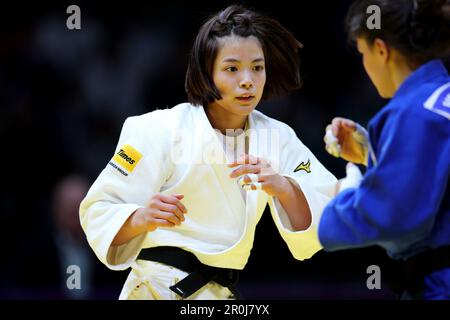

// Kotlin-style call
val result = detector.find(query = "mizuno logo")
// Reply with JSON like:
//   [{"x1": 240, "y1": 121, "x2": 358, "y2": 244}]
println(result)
[{"x1": 294, "y1": 159, "x2": 311, "y2": 173}]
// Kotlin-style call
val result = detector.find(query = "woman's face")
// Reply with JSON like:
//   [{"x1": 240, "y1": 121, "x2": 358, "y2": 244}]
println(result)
[
  {"x1": 209, "y1": 35, "x2": 266, "y2": 117},
  {"x1": 357, "y1": 37, "x2": 394, "y2": 98}
]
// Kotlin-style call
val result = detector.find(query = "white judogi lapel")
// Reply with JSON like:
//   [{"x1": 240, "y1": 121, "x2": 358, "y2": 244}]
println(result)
[
  {"x1": 193, "y1": 106, "x2": 247, "y2": 225},
  {"x1": 194, "y1": 106, "x2": 269, "y2": 231},
  {"x1": 245, "y1": 111, "x2": 270, "y2": 225}
]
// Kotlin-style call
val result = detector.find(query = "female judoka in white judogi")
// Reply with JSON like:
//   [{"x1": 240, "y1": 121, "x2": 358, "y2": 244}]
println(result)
[{"x1": 79, "y1": 5, "x2": 337, "y2": 300}]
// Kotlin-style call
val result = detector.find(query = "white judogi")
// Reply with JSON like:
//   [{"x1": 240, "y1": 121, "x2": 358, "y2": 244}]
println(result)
[{"x1": 79, "y1": 103, "x2": 337, "y2": 299}]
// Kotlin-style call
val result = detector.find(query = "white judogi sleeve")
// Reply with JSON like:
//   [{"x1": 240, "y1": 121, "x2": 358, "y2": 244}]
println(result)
[
  {"x1": 268, "y1": 126, "x2": 337, "y2": 260},
  {"x1": 80, "y1": 112, "x2": 171, "y2": 270}
]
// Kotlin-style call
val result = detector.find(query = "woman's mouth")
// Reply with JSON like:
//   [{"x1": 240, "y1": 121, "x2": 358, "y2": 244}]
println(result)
[{"x1": 236, "y1": 96, "x2": 254, "y2": 103}]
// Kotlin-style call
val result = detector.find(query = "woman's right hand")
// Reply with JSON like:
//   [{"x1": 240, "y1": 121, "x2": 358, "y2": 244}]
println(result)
[
  {"x1": 132, "y1": 194, "x2": 188, "y2": 232},
  {"x1": 324, "y1": 117, "x2": 369, "y2": 166},
  {"x1": 111, "y1": 193, "x2": 187, "y2": 246}
]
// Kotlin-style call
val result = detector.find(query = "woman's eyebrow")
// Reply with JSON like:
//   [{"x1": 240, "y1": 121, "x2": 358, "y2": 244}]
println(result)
[
  {"x1": 222, "y1": 57, "x2": 265, "y2": 63},
  {"x1": 252, "y1": 58, "x2": 265, "y2": 63}
]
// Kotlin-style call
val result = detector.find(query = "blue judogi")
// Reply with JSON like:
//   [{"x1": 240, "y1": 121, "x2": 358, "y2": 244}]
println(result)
[{"x1": 318, "y1": 60, "x2": 450, "y2": 299}]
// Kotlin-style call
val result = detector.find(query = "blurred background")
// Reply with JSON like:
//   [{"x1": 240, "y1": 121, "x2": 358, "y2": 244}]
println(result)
[{"x1": 1, "y1": 0, "x2": 448, "y2": 299}]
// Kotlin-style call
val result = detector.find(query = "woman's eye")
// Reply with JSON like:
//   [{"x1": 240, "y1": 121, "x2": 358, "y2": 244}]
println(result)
[
  {"x1": 253, "y1": 65, "x2": 264, "y2": 71},
  {"x1": 225, "y1": 66, "x2": 238, "y2": 72}
]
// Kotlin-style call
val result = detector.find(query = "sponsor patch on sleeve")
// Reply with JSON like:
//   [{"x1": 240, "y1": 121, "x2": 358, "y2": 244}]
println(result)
[
  {"x1": 109, "y1": 144, "x2": 142, "y2": 176},
  {"x1": 423, "y1": 82, "x2": 450, "y2": 120}
]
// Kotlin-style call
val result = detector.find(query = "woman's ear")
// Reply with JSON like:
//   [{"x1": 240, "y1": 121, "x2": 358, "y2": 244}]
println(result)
[{"x1": 373, "y1": 38, "x2": 389, "y2": 63}]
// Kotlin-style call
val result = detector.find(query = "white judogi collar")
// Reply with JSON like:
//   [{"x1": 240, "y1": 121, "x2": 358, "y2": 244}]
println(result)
[{"x1": 192, "y1": 105, "x2": 270, "y2": 223}]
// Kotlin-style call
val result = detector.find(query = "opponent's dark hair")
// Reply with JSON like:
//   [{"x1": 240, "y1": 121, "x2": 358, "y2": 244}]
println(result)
[
  {"x1": 185, "y1": 5, "x2": 303, "y2": 106},
  {"x1": 346, "y1": 0, "x2": 450, "y2": 64}
]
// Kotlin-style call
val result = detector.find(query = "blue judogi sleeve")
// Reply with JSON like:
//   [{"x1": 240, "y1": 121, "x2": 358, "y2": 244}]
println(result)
[{"x1": 318, "y1": 105, "x2": 450, "y2": 257}]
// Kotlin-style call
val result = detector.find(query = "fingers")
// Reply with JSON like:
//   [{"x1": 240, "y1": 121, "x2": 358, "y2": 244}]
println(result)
[
  {"x1": 140, "y1": 207, "x2": 178, "y2": 231},
  {"x1": 228, "y1": 153, "x2": 259, "y2": 167},
  {"x1": 242, "y1": 177, "x2": 277, "y2": 192},
  {"x1": 147, "y1": 194, "x2": 188, "y2": 228},
  {"x1": 329, "y1": 117, "x2": 356, "y2": 137},
  {"x1": 157, "y1": 202, "x2": 185, "y2": 222},
  {"x1": 151, "y1": 210, "x2": 183, "y2": 226},
  {"x1": 324, "y1": 127, "x2": 342, "y2": 157},
  {"x1": 325, "y1": 142, "x2": 341, "y2": 158},
  {"x1": 241, "y1": 173, "x2": 260, "y2": 184},
  {"x1": 324, "y1": 127, "x2": 338, "y2": 143},
  {"x1": 342, "y1": 119, "x2": 356, "y2": 130},
  {"x1": 152, "y1": 218, "x2": 176, "y2": 228},
  {"x1": 230, "y1": 163, "x2": 261, "y2": 178},
  {"x1": 228, "y1": 155, "x2": 272, "y2": 191},
  {"x1": 242, "y1": 183, "x2": 262, "y2": 191},
  {"x1": 243, "y1": 154, "x2": 259, "y2": 165},
  {"x1": 158, "y1": 194, "x2": 188, "y2": 214},
  {"x1": 238, "y1": 173, "x2": 265, "y2": 191},
  {"x1": 330, "y1": 117, "x2": 344, "y2": 136},
  {"x1": 239, "y1": 173, "x2": 260, "y2": 185}
]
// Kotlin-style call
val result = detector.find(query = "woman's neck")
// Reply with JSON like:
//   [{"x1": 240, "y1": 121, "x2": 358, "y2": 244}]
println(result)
[
  {"x1": 205, "y1": 105, "x2": 248, "y2": 134},
  {"x1": 389, "y1": 54, "x2": 417, "y2": 96}
]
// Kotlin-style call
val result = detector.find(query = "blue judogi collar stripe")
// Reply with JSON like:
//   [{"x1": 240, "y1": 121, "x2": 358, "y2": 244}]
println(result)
[{"x1": 434, "y1": 86, "x2": 450, "y2": 113}]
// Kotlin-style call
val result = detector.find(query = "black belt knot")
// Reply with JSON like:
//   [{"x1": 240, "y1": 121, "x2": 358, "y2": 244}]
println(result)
[{"x1": 137, "y1": 246, "x2": 241, "y2": 299}]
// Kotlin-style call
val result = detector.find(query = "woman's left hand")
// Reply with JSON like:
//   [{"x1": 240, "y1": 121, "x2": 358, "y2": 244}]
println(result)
[{"x1": 228, "y1": 154, "x2": 291, "y2": 197}]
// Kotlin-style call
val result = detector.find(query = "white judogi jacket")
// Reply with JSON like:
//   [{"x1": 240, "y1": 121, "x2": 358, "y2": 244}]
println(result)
[{"x1": 80, "y1": 103, "x2": 337, "y2": 271}]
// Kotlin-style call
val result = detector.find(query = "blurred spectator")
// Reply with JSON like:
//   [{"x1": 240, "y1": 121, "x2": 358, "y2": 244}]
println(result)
[{"x1": 51, "y1": 174, "x2": 92, "y2": 299}]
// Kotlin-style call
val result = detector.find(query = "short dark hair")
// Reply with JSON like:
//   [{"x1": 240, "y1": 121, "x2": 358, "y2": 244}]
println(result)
[
  {"x1": 185, "y1": 5, "x2": 303, "y2": 107},
  {"x1": 346, "y1": 0, "x2": 450, "y2": 64}
]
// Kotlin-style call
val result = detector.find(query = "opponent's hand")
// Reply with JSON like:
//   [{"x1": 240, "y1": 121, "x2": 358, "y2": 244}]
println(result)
[
  {"x1": 324, "y1": 117, "x2": 369, "y2": 166},
  {"x1": 228, "y1": 154, "x2": 291, "y2": 197},
  {"x1": 130, "y1": 194, "x2": 188, "y2": 232}
]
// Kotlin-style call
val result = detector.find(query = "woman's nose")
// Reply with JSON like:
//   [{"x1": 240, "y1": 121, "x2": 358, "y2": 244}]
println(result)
[{"x1": 239, "y1": 78, "x2": 253, "y2": 89}]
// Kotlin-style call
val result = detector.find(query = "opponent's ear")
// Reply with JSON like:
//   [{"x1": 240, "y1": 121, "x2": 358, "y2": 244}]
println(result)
[{"x1": 373, "y1": 38, "x2": 390, "y2": 63}]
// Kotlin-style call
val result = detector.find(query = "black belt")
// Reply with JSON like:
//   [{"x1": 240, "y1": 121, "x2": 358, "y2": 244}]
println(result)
[
  {"x1": 386, "y1": 245, "x2": 450, "y2": 299},
  {"x1": 404, "y1": 245, "x2": 450, "y2": 277},
  {"x1": 137, "y1": 246, "x2": 241, "y2": 299}
]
